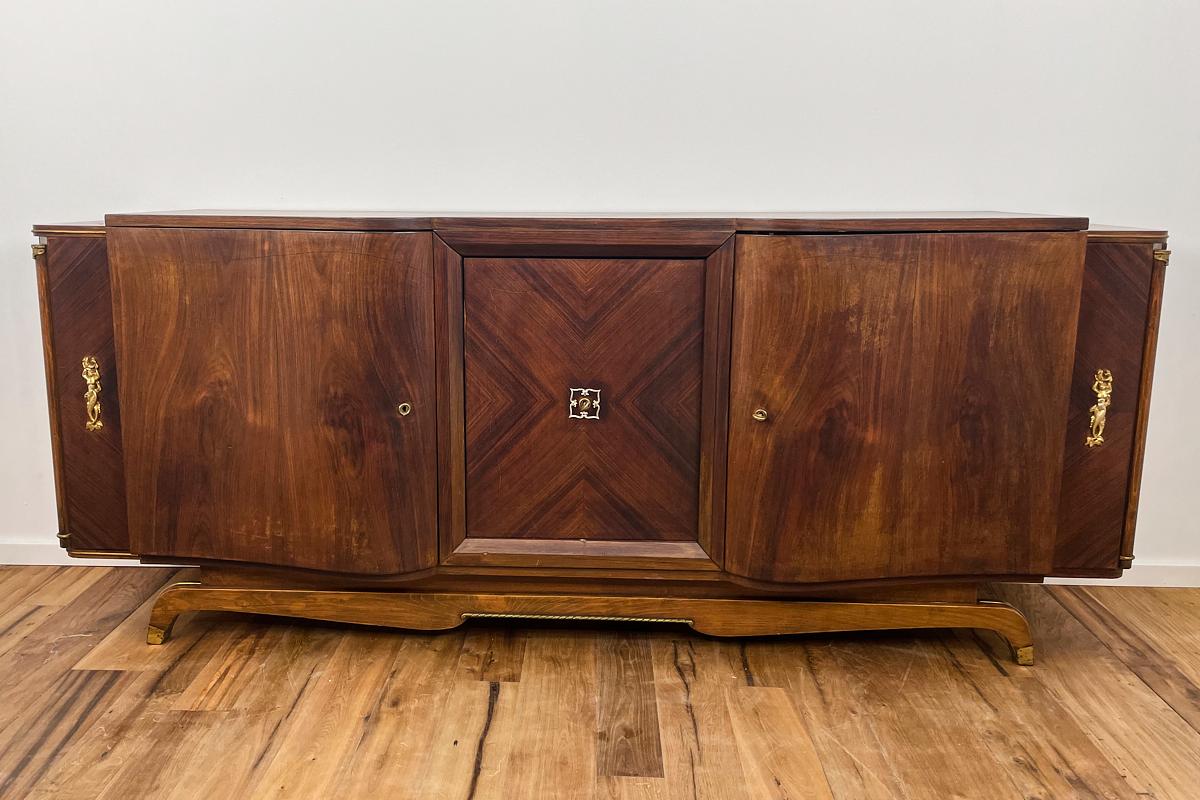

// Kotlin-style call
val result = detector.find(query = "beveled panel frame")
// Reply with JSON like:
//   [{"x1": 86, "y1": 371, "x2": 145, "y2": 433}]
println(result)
[{"x1": 434, "y1": 223, "x2": 735, "y2": 571}]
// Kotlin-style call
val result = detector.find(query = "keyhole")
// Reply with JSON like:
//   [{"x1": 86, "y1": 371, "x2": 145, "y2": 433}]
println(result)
[{"x1": 577, "y1": 397, "x2": 591, "y2": 412}]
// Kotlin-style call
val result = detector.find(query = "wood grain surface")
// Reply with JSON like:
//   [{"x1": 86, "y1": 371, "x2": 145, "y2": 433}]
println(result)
[
  {"x1": 1121, "y1": 252, "x2": 1169, "y2": 566},
  {"x1": 440, "y1": 232, "x2": 732, "y2": 571},
  {"x1": 725, "y1": 232, "x2": 1086, "y2": 584},
  {"x1": 141, "y1": 583, "x2": 1034, "y2": 665},
  {"x1": 35, "y1": 235, "x2": 130, "y2": 552},
  {"x1": 436, "y1": 220, "x2": 733, "y2": 258},
  {"x1": 1054, "y1": 241, "x2": 1156, "y2": 573},
  {"x1": 3, "y1": 566, "x2": 1200, "y2": 799},
  {"x1": 433, "y1": 235, "x2": 469, "y2": 563},
  {"x1": 108, "y1": 229, "x2": 438, "y2": 574},
  {"x1": 33, "y1": 218, "x2": 1166, "y2": 595},
  {"x1": 101, "y1": 210, "x2": 1089, "y2": 235},
  {"x1": 463, "y1": 257, "x2": 705, "y2": 542}
]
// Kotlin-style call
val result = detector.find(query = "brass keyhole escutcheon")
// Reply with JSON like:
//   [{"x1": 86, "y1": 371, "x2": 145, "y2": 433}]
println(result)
[
  {"x1": 397, "y1": 402, "x2": 412, "y2": 417},
  {"x1": 569, "y1": 388, "x2": 601, "y2": 420},
  {"x1": 752, "y1": 409, "x2": 768, "y2": 422}
]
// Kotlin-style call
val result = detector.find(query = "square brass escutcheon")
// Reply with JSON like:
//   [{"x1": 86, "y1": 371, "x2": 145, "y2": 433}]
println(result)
[{"x1": 569, "y1": 387, "x2": 601, "y2": 420}]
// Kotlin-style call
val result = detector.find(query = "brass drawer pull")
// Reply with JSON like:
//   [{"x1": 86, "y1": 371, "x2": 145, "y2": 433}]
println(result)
[
  {"x1": 81, "y1": 356, "x2": 103, "y2": 432},
  {"x1": 1085, "y1": 369, "x2": 1112, "y2": 447}
]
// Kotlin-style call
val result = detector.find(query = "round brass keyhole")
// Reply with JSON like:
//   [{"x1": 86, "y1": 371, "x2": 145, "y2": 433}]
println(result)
[
  {"x1": 752, "y1": 408, "x2": 768, "y2": 422},
  {"x1": 397, "y1": 402, "x2": 412, "y2": 417},
  {"x1": 577, "y1": 397, "x2": 591, "y2": 412}
]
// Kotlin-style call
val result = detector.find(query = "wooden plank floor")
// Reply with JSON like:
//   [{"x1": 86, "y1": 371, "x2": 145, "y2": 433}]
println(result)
[{"x1": 1, "y1": 567, "x2": 1199, "y2": 799}]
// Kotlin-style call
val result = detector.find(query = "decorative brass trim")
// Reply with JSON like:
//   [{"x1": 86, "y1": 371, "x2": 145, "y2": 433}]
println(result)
[
  {"x1": 1085, "y1": 369, "x2": 1113, "y2": 447},
  {"x1": 568, "y1": 387, "x2": 601, "y2": 420},
  {"x1": 462, "y1": 612, "x2": 692, "y2": 624},
  {"x1": 81, "y1": 356, "x2": 103, "y2": 431},
  {"x1": 58, "y1": 528, "x2": 138, "y2": 558},
  {"x1": 30, "y1": 229, "x2": 106, "y2": 237},
  {"x1": 31, "y1": 243, "x2": 46, "y2": 258},
  {"x1": 1153, "y1": 249, "x2": 1171, "y2": 264},
  {"x1": 67, "y1": 549, "x2": 139, "y2": 559},
  {"x1": 1118, "y1": 555, "x2": 1135, "y2": 569}
]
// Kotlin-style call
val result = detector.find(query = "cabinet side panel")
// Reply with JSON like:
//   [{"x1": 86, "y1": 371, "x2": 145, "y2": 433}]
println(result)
[
  {"x1": 1054, "y1": 242, "x2": 1156, "y2": 573},
  {"x1": 1121, "y1": 254, "x2": 1168, "y2": 566},
  {"x1": 41, "y1": 235, "x2": 131, "y2": 553},
  {"x1": 726, "y1": 232, "x2": 1084, "y2": 584},
  {"x1": 34, "y1": 243, "x2": 67, "y2": 539},
  {"x1": 110, "y1": 228, "x2": 438, "y2": 574}
]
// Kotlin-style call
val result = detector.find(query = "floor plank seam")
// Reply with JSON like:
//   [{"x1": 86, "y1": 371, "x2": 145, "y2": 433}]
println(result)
[{"x1": 1046, "y1": 586, "x2": 1200, "y2": 738}]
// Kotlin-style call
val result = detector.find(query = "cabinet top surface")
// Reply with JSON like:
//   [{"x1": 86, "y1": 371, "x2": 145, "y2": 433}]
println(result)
[
  {"x1": 38, "y1": 210, "x2": 1092, "y2": 234},
  {"x1": 29, "y1": 212, "x2": 1165, "y2": 242}
]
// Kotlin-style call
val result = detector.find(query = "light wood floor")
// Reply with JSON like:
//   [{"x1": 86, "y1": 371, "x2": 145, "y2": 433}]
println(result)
[{"x1": 1, "y1": 567, "x2": 1199, "y2": 799}]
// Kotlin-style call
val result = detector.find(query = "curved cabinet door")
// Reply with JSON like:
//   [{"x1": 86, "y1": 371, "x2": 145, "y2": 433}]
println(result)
[
  {"x1": 725, "y1": 232, "x2": 1085, "y2": 584},
  {"x1": 110, "y1": 228, "x2": 437, "y2": 575}
]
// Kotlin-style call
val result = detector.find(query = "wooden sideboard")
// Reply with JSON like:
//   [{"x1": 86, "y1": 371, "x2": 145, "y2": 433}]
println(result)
[{"x1": 31, "y1": 212, "x2": 1170, "y2": 663}]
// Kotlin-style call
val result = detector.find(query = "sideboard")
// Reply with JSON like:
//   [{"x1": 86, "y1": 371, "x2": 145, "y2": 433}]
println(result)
[{"x1": 31, "y1": 211, "x2": 1170, "y2": 663}]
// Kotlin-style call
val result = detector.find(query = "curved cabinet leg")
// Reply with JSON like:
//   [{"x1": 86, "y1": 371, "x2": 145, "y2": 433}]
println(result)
[
  {"x1": 145, "y1": 582, "x2": 468, "y2": 644},
  {"x1": 146, "y1": 581, "x2": 199, "y2": 644},
  {"x1": 145, "y1": 584, "x2": 1034, "y2": 664},
  {"x1": 684, "y1": 597, "x2": 1034, "y2": 665}
]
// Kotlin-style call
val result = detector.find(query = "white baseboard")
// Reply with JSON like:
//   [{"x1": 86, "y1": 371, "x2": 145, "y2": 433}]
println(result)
[
  {"x1": 1047, "y1": 564, "x2": 1200, "y2": 587},
  {"x1": 1, "y1": 542, "x2": 1197, "y2": 586},
  {"x1": 0, "y1": 541, "x2": 148, "y2": 567}
]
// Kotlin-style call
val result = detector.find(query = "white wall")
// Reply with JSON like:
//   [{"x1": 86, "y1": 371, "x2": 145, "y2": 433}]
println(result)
[{"x1": 1, "y1": 1, "x2": 1196, "y2": 582}]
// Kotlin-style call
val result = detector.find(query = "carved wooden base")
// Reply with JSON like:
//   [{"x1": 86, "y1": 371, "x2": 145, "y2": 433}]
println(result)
[{"x1": 146, "y1": 582, "x2": 1035, "y2": 664}]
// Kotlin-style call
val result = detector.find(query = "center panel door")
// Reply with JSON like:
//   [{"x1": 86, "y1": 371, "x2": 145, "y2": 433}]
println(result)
[
  {"x1": 110, "y1": 228, "x2": 438, "y2": 575},
  {"x1": 463, "y1": 258, "x2": 705, "y2": 545},
  {"x1": 725, "y1": 232, "x2": 1085, "y2": 584}
]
